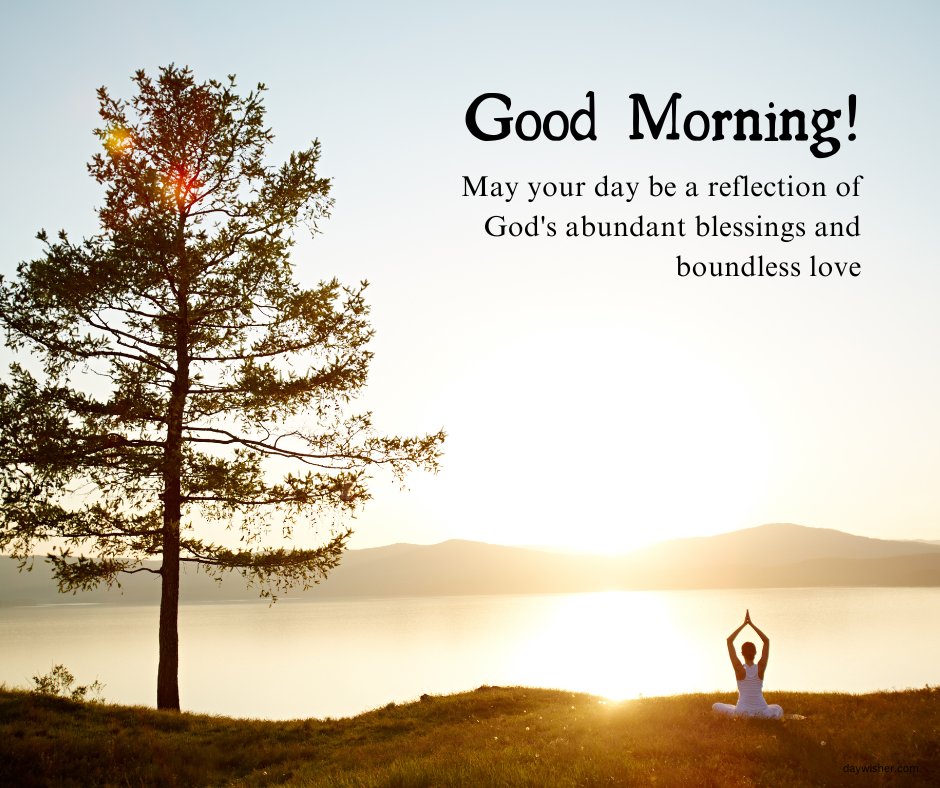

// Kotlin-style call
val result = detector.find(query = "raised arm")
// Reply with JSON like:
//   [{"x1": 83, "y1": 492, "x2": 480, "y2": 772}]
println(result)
[
  {"x1": 746, "y1": 610, "x2": 771, "y2": 678},
  {"x1": 726, "y1": 617, "x2": 747, "y2": 679}
]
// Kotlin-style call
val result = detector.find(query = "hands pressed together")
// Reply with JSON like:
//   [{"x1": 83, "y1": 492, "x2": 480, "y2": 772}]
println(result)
[{"x1": 727, "y1": 609, "x2": 768, "y2": 643}]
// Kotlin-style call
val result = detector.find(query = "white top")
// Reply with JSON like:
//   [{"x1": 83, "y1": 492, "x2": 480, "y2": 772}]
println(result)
[{"x1": 735, "y1": 663, "x2": 770, "y2": 713}]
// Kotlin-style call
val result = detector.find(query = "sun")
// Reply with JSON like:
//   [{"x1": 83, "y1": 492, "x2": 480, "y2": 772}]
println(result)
[{"x1": 403, "y1": 325, "x2": 772, "y2": 555}]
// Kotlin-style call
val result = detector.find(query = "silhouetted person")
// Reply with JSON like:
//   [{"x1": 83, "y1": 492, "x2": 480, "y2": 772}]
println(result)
[{"x1": 712, "y1": 609, "x2": 783, "y2": 719}]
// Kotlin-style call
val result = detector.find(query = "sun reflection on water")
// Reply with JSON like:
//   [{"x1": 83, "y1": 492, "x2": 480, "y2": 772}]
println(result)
[{"x1": 502, "y1": 591, "x2": 693, "y2": 701}]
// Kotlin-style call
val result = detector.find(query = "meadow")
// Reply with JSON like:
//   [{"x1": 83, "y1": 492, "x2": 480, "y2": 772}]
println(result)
[{"x1": 1, "y1": 685, "x2": 936, "y2": 786}]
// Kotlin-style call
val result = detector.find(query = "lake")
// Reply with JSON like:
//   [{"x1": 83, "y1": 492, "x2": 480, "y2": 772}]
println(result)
[{"x1": 1, "y1": 587, "x2": 937, "y2": 720}]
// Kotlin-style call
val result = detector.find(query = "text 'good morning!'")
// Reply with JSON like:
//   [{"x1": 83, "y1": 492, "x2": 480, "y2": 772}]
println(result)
[{"x1": 465, "y1": 92, "x2": 857, "y2": 159}]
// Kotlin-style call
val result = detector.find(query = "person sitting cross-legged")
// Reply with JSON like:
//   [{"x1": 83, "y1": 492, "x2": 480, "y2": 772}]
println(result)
[{"x1": 712, "y1": 609, "x2": 783, "y2": 719}]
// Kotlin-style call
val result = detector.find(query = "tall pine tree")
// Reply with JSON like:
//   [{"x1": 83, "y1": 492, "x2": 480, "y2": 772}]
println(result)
[{"x1": 0, "y1": 65, "x2": 444, "y2": 710}]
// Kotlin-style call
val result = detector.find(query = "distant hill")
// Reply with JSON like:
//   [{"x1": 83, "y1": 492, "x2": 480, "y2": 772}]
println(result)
[
  {"x1": 632, "y1": 522, "x2": 940, "y2": 566},
  {"x1": 615, "y1": 523, "x2": 940, "y2": 587},
  {"x1": 2, "y1": 523, "x2": 939, "y2": 605}
]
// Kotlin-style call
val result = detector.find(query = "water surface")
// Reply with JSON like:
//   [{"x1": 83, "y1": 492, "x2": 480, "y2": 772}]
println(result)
[{"x1": 1, "y1": 588, "x2": 936, "y2": 719}]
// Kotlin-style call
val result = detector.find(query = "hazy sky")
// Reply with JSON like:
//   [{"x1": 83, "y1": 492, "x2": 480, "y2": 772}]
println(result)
[{"x1": 1, "y1": 1, "x2": 937, "y2": 552}]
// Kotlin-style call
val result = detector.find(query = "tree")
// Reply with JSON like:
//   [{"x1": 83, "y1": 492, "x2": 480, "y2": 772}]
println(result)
[{"x1": 0, "y1": 65, "x2": 444, "y2": 711}]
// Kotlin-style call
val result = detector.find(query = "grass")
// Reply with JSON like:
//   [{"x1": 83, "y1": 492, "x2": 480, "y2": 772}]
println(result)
[{"x1": 0, "y1": 685, "x2": 937, "y2": 786}]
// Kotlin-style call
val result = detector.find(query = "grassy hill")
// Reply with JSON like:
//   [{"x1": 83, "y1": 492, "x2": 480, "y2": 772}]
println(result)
[{"x1": 0, "y1": 685, "x2": 936, "y2": 786}]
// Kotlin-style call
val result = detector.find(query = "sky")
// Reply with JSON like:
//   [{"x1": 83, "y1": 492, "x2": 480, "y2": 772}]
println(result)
[{"x1": 1, "y1": 1, "x2": 938, "y2": 553}]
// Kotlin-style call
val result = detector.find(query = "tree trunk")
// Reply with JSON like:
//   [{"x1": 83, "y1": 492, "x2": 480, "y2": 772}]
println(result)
[
  {"x1": 158, "y1": 219, "x2": 190, "y2": 711},
  {"x1": 157, "y1": 516, "x2": 180, "y2": 710},
  {"x1": 157, "y1": 364, "x2": 186, "y2": 711}
]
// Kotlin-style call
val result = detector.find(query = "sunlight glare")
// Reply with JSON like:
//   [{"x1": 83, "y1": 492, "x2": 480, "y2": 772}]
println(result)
[
  {"x1": 104, "y1": 127, "x2": 133, "y2": 155},
  {"x1": 406, "y1": 327, "x2": 773, "y2": 554},
  {"x1": 501, "y1": 591, "x2": 690, "y2": 701}
]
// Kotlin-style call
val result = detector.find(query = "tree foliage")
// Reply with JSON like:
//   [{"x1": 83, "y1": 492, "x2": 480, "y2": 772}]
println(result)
[{"x1": 0, "y1": 65, "x2": 444, "y2": 708}]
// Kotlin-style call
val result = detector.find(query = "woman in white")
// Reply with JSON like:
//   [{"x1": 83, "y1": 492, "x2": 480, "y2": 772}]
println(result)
[{"x1": 712, "y1": 610, "x2": 783, "y2": 719}]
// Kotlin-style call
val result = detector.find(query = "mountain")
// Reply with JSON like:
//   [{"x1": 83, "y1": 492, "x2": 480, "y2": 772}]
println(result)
[
  {"x1": 632, "y1": 522, "x2": 940, "y2": 566},
  {"x1": 614, "y1": 523, "x2": 940, "y2": 587},
  {"x1": 1, "y1": 523, "x2": 938, "y2": 605}
]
